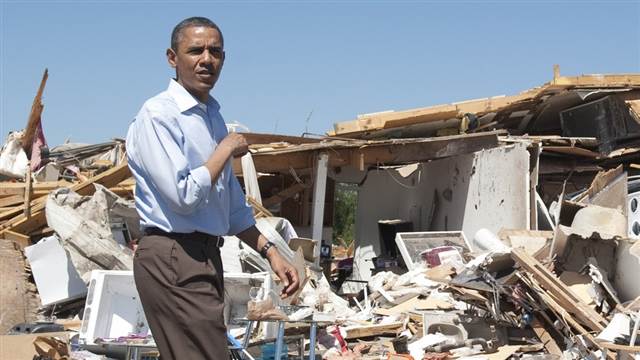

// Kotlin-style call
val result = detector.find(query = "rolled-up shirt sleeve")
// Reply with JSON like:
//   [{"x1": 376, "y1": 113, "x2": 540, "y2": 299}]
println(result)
[
  {"x1": 133, "y1": 107, "x2": 212, "y2": 215},
  {"x1": 227, "y1": 172, "x2": 256, "y2": 235}
]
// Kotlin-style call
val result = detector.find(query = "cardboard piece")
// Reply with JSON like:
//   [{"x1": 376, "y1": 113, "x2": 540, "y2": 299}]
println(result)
[{"x1": 0, "y1": 332, "x2": 68, "y2": 360}]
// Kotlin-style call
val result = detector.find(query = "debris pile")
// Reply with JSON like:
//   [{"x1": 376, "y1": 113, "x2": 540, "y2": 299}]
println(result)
[{"x1": 2, "y1": 69, "x2": 640, "y2": 360}]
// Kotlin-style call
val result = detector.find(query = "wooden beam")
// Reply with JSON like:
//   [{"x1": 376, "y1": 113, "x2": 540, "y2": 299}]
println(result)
[
  {"x1": 0, "y1": 180, "x2": 74, "y2": 196},
  {"x1": 597, "y1": 342, "x2": 640, "y2": 352},
  {"x1": 246, "y1": 196, "x2": 273, "y2": 218},
  {"x1": 23, "y1": 162, "x2": 32, "y2": 218},
  {"x1": 332, "y1": 105, "x2": 459, "y2": 135},
  {"x1": 0, "y1": 194, "x2": 26, "y2": 208},
  {"x1": 3, "y1": 230, "x2": 30, "y2": 249},
  {"x1": 551, "y1": 74, "x2": 640, "y2": 88},
  {"x1": 262, "y1": 183, "x2": 307, "y2": 208},
  {"x1": 531, "y1": 318, "x2": 563, "y2": 356},
  {"x1": 0, "y1": 180, "x2": 132, "y2": 205},
  {"x1": 243, "y1": 132, "x2": 321, "y2": 145},
  {"x1": 242, "y1": 132, "x2": 500, "y2": 174}
]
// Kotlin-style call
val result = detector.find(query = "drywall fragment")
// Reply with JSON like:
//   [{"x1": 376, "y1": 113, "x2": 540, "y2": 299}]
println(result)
[{"x1": 24, "y1": 235, "x2": 87, "y2": 306}]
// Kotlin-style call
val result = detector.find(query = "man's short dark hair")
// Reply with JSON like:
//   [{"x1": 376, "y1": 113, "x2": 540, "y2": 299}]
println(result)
[{"x1": 171, "y1": 17, "x2": 223, "y2": 51}]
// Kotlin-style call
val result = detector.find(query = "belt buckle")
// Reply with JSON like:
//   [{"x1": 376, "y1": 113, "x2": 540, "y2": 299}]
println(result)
[{"x1": 215, "y1": 236, "x2": 225, "y2": 248}]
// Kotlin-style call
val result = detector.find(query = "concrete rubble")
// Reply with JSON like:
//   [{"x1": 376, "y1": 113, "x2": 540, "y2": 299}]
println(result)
[{"x1": 2, "y1": 69, "x2": 640, "y2": 359}]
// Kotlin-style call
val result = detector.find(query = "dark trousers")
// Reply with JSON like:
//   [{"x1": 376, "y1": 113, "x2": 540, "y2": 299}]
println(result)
[{"x1": 134, "y1": 231, "x2": 228, "y2": 360}]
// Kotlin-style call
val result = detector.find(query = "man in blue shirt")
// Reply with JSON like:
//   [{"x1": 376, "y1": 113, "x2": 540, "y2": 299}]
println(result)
[{"x1": 126, "y1": 17, "x2": 300, "y2": 360}]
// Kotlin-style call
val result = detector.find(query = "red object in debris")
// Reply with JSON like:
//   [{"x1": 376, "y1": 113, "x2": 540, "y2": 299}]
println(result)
[
  {"x1": 329, "y1": 326, "x2": 348, "y2": 353},
  {"x1": 420, "y1": 246, "x2": 461, "y2": 267}
]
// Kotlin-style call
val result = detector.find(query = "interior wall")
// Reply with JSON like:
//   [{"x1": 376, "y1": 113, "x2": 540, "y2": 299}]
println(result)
[{"x1": 350, "y1": 143, "x2": 531, "y2": 283}]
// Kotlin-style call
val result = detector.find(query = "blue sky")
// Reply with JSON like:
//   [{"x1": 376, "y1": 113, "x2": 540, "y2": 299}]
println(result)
[{"x1": 1, "y1": 1, "x2": 639, "y2": 146}]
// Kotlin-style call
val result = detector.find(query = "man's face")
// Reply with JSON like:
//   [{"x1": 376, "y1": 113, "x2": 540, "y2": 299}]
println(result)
[{"x1": 167, "y1": 26, "x2": 224, "y2": 103}]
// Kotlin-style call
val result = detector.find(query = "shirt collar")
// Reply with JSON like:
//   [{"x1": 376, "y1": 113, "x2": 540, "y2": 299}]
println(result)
[{"x1": 167, "y1": 79, "x2": 220, "y2": 113}]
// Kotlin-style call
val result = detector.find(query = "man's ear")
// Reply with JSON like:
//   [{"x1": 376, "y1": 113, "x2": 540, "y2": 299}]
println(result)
[
  {"x1": 166, "y1": 48, "x2": 177, "y2": 68},
  {"x1": 219, "y1": 51, "x2": 226, "y2": 69}
]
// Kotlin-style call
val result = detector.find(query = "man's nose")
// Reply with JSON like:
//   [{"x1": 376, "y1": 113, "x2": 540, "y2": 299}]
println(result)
[{"x1": 201, "y1": 50, "x2": 213, "y2": 64}]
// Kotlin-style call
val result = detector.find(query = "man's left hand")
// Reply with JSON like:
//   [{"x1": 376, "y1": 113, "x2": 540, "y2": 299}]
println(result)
[{"x1": 267, "y1": 252, "x2": 301, "y2": 299}]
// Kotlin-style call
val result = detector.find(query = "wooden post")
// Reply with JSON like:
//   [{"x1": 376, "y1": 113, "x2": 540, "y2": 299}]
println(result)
[
  {"x1": 23, "y1": 162, "x2": 32, "y2": 218},
  {"x1": 311, "y1": 153, "x2": 329, "y2": 267},
  {"x1": 553, "y1": 64, "x2": 560, "y2": 83}
]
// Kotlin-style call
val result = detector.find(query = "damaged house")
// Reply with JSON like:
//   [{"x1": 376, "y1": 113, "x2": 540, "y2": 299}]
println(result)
[{"x1": 3, "y1": 69, "x2": 640, "y2": 359}]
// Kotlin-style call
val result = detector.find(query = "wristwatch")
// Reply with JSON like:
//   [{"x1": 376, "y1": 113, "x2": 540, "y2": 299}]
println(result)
[{"x1": 260, "y1": 241, "x2": 276, "y2": 259}]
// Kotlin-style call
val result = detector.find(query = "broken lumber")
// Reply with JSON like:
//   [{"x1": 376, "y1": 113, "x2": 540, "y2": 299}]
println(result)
[
  {"x1": 0, "y1": 162, "x2": 131, "y2": 236},
  {"x1": 22, "y1": 69, "x2": 48, "y2": 156},
  {"x1": 512, "y1": 248, "x2": 607, "y2": 332},
  {"x1": 262, "y1": 182, "x2": 307, "y2": 208},
  {"x1": 343, "y1": 322, "x2": 403, "y2": 339}
]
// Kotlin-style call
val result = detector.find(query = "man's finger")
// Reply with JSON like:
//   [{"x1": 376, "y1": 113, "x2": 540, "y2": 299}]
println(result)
[
  {"x1": 278, "y1": 269, "x2": 291, "y2": 298},
  {"x1": 285, "y1": 268, "x2": 299, "y2": 296}
]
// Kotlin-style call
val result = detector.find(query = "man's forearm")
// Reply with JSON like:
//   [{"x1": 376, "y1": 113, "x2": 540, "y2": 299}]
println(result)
[
  {"x1": 205, "y1": 132, "x2": 248, "y2": 184},
  {"x1": 204, "y1": 145, "x2": 232, "y2": 184}
]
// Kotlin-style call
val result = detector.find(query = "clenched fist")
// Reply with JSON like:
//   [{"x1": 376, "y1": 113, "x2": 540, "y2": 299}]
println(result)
[{"x1": 219, "y1": 132, "x2": 249, "y2": 158}]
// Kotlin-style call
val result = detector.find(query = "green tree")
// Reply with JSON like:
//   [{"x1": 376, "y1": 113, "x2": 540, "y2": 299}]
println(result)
[{"x1": 333, "y1": 183, "x2": 358, "y2": 246}]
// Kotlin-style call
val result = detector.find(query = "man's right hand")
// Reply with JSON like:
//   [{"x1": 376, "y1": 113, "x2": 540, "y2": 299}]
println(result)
[{"x1": 220, "y1": 132, "x2": 249, "y2": 158}]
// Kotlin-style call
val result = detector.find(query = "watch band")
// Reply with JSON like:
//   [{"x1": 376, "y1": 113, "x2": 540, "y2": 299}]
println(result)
[{"x1": 260, "y1": 241, "x2": 276, "y2": 258}]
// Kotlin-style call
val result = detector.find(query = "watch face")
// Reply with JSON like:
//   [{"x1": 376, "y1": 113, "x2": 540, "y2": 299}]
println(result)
[{"x1": 261, "y1": 242, "x2": 275, "y2": 258}]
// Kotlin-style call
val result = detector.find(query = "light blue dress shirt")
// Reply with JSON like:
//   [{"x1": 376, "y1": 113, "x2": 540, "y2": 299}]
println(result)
[{"x1": 126, "y1": 79, "x2": 255, "y2": 236}]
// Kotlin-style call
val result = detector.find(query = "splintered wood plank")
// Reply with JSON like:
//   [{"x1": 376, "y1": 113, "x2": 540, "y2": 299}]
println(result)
[
  {"x1": 543, "y1": 146, "x2": 600, "y2": 158},
  {"x1": 597, "y1": 342, "x2": 640, "y2": 352},
  {"x1": 0, "y1": 194, "x2": 26, "y2": 208},
  {"x1": 262, "y1": 182, "x2": 307, "y2": 208},
  {"x1": 0, "y1": 181, "x2": 74, "y2": 197},
  {"x1": 484, "y1": 345, "x2": 521, "y2": 360},
  {"x1": 373, "y1": 295, "x2": 453, "y2": 317},
  {"x1": 531, "y1": 318, "x2": 563, "y2": 356},
  {"x1": 246, "y1": 196, "x2": 273, "y2": 218},
  {"x1": 512, "y1": 249, "x2": 607, "y2": 332},
  {"x1": 343, "y1": 322, "x2": 403, "y2": 339},
  {"x1": 22, "y1": 69, "x2": 48, "y2": 155}
]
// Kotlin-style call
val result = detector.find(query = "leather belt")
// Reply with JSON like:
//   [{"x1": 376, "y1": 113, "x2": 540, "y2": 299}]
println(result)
[{"x1": 143, "y1": 227, "x2": 224, "y2": 247}]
